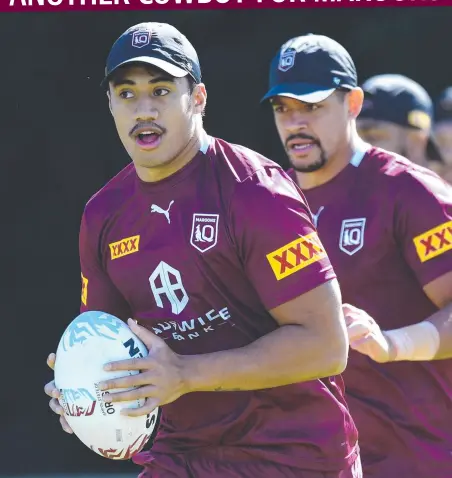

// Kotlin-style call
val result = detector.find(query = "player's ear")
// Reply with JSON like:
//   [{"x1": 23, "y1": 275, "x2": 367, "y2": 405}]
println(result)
[
  {"x1": 106, "y1": 90, "x2": 113, "y2": 116},
  {"x1": 347, "y1": 87, "x2": 364, "y2": 119},
  {"x1": 192, "y1": 83, "x2": 207, "y2": 115},
  {"x1": 405, "y1": 129, "x2": 429, "y2": 164}
]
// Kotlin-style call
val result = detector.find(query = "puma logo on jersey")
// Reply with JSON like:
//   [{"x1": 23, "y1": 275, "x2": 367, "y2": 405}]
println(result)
[
  {"x1": 312, "y1": 206, "x2": 325, "y2": 228},
  {"x1": 150, "y1": 200, "x2": 174, "y2": 224}
]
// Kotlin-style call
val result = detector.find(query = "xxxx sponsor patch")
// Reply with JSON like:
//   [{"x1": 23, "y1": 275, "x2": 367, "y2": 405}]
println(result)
[
  {"x1": 109, "y1": 235, "x2": 140, "y2": 260},
  {"x1": 266, "y1": 233, "x2": 327, "y2": 280},
  {"x1": 413, "y1": 220, "x2": 452, "y2": 262}
]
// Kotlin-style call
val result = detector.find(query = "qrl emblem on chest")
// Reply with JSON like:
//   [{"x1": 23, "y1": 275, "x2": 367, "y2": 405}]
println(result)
[
  {"x1": 339, "y1": 218, "x2": 366, "y2": 256},
  {"x1": 190, "y1": 214, "x2": 219, "y2": 253}
]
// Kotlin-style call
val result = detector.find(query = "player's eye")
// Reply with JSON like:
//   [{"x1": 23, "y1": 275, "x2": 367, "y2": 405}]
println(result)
[
  {"x1": 306, "y1": 104, "x2": 320, "y2": 112},
  {"x1": 153, "y1": 88, "x2": 170, "y2": 97},
  {"x1": 118, "y1": 90, "x2": 134, "y2": 100},
  {"x1": 273, "y1": 105, "x2": 286, "y2": 114}
]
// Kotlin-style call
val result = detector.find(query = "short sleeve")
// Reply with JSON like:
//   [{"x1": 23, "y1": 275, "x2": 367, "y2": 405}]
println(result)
[
  {"x1": 394, "y1": 168, "x2": 452, "y2": 287},
  {"x1": 79, "y1": 208, "x2": 132, "y2": 319},
  {"x1": 230, "y1": 167, "x2": 336, "y2": 311}
]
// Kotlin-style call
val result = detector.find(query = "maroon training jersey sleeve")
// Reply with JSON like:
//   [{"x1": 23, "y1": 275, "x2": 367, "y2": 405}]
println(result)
[
  {"x1": 394, "y1": 168, "x2": 452, "y2": 287},
  {"x1": 230, "y1": 167, "x2": 336, "y2": 311},
  {"x1": 78, "y1": 208, "x2": 132, "y2": 319}
]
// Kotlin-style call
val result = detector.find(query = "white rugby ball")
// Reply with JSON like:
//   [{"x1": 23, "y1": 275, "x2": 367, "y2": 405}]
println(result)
[{"x1": 54, "y1": 311, "x2": 159, "y2": 460}]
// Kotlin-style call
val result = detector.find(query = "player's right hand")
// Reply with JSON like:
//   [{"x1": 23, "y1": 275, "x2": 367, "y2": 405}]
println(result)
[
  {"x1": 343, "y1": 304, "x2": 394, "y2": 363},
  {"x1": 44, "y1": 353, "x2": 73, "y2": 434}
]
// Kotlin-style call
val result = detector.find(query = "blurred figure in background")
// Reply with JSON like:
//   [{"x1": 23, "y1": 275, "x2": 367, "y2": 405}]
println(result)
[
  {"x1": 263, "y1": 35, "x2": 452, "y2": 477},
  {"x1": 434, "y1": 87, "x2": 452, "y2": 183},
  {"x1": 357, "y1": 74, "x2": 443, "y2": 171}
]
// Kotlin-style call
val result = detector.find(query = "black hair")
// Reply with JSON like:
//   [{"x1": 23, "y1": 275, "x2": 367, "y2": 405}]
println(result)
[
  {"x1": 187, "y1": 75, "x2": 198, "y2": 94},
  {"x1": 336, "y1": 88, "x2": 351, "y2": 102}
]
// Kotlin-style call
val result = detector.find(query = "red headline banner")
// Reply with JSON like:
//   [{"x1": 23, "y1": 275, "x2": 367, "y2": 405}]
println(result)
[{"x1": 4, "y1": 0, "x2": 447, "y2": 12}]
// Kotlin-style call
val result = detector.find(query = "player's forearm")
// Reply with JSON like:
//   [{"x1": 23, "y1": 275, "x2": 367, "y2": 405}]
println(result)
[
  {"x1": 384, "y1": 302, "x2": 452, "y2": 361},
  {"x1": 181, "y1": 325, "x2": 348, "y2": 393}
]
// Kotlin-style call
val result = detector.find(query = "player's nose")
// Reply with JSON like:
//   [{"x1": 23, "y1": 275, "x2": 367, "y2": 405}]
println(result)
[
  {"x1": 285, "y1": 112, "x2": 309, "y2": 134},
  {"x1": 134, "y1": 97, "x2": 159, "y2": 122}
]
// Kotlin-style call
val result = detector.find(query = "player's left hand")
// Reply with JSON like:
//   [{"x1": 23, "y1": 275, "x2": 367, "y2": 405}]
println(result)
[
  {"x1": 343, "y1": 304, "x2": 396, "y2": 363},
  {"x1": 98, "y1": 318, "x2": 187, "y2": 417}
]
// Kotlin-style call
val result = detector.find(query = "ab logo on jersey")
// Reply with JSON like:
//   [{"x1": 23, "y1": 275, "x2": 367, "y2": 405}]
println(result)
[
  {"x1": 339, "y1": 218, "x2": 366, "y2": 256},
  {"x1": 413, "y1": 220, "x2": 452, "y2": 262},
  {"x1": 149, "y1": 261, "x2": 189, "y2": 315},
  {"x1": 267, "y1": 232, "x2": 326, "y2": 280},
  {"x1": 190, "y1": 214, "x2": 219, "y2": 253}
]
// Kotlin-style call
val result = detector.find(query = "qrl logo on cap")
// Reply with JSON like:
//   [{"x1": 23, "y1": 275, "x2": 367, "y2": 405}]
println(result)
[
  {"x1": 132, "y1": 29, "x2": 151, "y2": 49},
  {"x1": 278, "y1": 48, "x2": 296, "y2": 72}
]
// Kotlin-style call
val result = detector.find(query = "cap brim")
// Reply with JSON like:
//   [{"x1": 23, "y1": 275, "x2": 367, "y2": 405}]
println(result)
[
  {"x1": 261, "y1": 83, "x2": 337, "y2": 104},
  {"x1": 101, "y1": 56, "x2": 188, "y2": 87},
  {"x1": 426, "y1": 135, "x2": 444, "y2": 163}
]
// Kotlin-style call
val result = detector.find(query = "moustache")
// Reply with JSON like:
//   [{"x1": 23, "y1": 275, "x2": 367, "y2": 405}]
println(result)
[
  {"x1": 129, "y1": 121, "x2": 166, "y2": 138},
  {"x1": 284, "y1": 133, "x2": 319, "y2": 150}
]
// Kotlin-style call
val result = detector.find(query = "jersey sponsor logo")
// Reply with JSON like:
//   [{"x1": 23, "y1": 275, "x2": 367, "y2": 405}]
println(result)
[
  {"x1": 81, "y1": 272, "x2": 88, "y2": 306},
  {"x1": 339, "y1": 218, "x2": 366, "y2": 256},
  {"x1": 109, "y1": 235, "x2": 140, "y2": 260},
  {"x1": 312, "y1": 206, "x2": 325, "y2": 228},
  {"x1": 266, "y1": 232, "x2": 326, "y2": 280},
  {"x1": 413, "y1": 220, "x2": 452, "y2": 262},
  {"x1": 190, "y1": 214, "x2": 219, "y2": 253},
  {"x1": 150, "y1": 200, "x2": 174, "y2": 224},
  {"x1": 149, "y1": 261, "x2": 189, "y2": 315},
  {"x1": 151, "y1": 306, "x2": 233, "y2": 342}
]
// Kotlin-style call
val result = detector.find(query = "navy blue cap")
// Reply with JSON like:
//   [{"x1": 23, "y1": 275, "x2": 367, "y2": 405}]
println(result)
[
  {"x1": 360, "y1": 74, "x2": 433, "y2": 130},
  {"x1": 101, "y1": 22, "x2": 201, "y2": 88},
  {"x1": 434, "y1": 87, "x2": 452, "y2": 123},
  {"x1": 359, "y1": 74, "x2": 442, "y2": 162},
  {"x1": 261, "y1": 34, "x2": 357, "y2": 104}
]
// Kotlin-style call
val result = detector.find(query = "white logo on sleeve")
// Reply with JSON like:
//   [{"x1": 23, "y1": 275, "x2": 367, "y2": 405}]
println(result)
[
  {"x1": 149, "y1": 261, "x2": 188, "y2": 315},
  {"x1": 312, "y1": 206, "x2": 325, "y2": 228},
  {"x1": 150, "y1": 200, "x2": 174, "y2": 224},
  {"x1": 190, "y1": 214, "x2": 219, "y2": 253},
  {"x1": 339, "y1": 218, "x2": 366, "y2": 256}
]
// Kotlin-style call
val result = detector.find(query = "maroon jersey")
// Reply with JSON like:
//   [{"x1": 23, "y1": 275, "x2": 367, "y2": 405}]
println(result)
[
  {"x1": 289, "y1": 145, "x2": 452, "y2": 477},
  {"x1": 78, "y1": 135, "x2": 359, "y2": 472}
]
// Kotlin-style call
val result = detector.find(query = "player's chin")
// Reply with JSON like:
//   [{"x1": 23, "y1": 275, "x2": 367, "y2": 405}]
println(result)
[
  {"x1": 133, "y1": 143, "x2": 164, "y2": 160},
  {"x1": 289, "y1": 151, "x2": 320, "y2": 170}
]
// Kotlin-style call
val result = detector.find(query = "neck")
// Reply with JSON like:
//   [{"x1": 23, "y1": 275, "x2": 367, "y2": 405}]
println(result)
[
  {"x1": 135, "y1": 124, "x2": 206, "y2": 183},
  {"x1": 295, "y1": 129, "x2": 368, "y2": 191}
]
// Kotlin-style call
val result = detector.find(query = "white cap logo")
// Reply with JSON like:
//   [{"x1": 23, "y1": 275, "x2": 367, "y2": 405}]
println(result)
[
  {"x1": 132, "y1": 30, "x2": 151, "y2": 49},
  {"x1": 278, "y1": 49, "x2": 296, "y2": 73}
]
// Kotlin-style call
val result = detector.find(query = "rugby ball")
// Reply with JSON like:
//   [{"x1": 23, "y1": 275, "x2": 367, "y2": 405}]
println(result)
[{"x1": 54, "y1": 311, "x2": 159, "y2": 460}]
